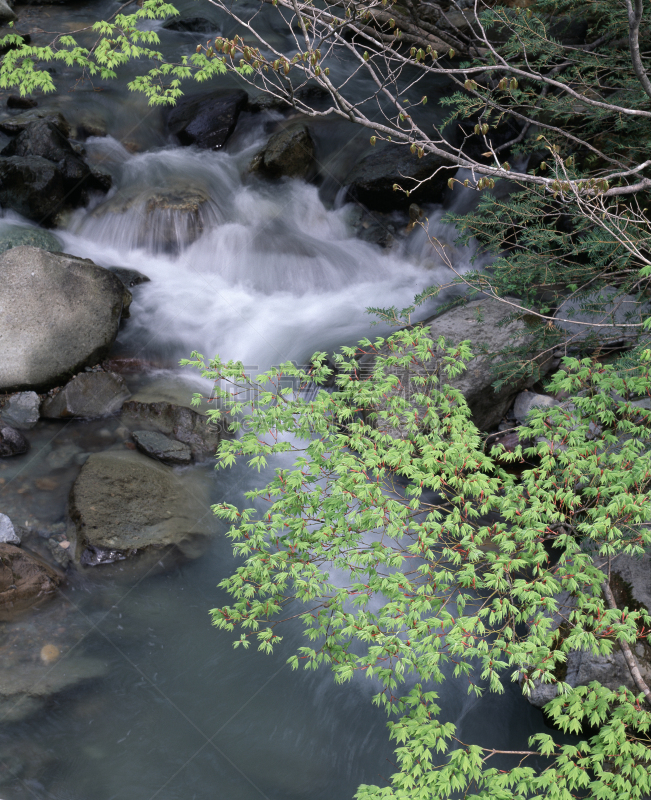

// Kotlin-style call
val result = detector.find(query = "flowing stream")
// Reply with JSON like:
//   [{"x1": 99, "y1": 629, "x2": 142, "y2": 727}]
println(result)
[{"x1": 0, "y1": 1, "x2": 556, "y2": 796}]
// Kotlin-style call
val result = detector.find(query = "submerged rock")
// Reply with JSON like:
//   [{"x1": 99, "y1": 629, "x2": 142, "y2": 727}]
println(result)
[
  {"x1": 0, "y1": 543, "x2": 61, "y2": 617},
  {"x1": 121, "y1": 400, "x2": 221, "y2": 459},
  {"x1": 69, "y1": 450, "x2": 212, "y2": 555},
  {"x1": 250, "y1": 125, "x2": 316, "y2": 180},
  {"x1": 0, "y1": 391, "x2": 40, "y2": 429},
  {"x1": 41, "y1": 372, "x2": 131, "y2": 419},
  {"x1": 132, "y1": 430, "x2": 192, "y2": 466},
  {"x1": 0, "y1": 425, "x2": 28, "y2": 457},
  {"x1": 0, "y1": 514, "x2": 20, "y2": 545},
  {"x1": 92, "y1": 184, "x2": 216, "y2": 251},
  {"x1": 345, "y1": 146, "x2": 455, "y2": 212},
  {"x1": 6, "y1": 96, "x2": 37, "y2": 110},
  {"x1": 0, "y1": 655, "x2": 107, "y2": 723},
  {"x1": 163, "y1": 15, "x2": 216, "y2": 32},
  {"x1": 0, "y1": 246, "x2": 127, "y2": 392},
  {"x1": 0, "y1": 224, "x2": 62, "y2": 255},
  {"x1": 166, "y1": 88, "x2": 248, "y2": 150},
  {"x1": 107, "y1": 265, "x2": 151, "y2": 288}
]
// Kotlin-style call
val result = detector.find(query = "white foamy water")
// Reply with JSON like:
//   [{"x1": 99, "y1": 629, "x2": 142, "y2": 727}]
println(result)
[{"x1": 60, "y1": 135, "x2": 477, "y2": 372}]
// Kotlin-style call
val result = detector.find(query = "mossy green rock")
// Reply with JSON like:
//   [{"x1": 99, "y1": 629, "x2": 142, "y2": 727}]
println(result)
[{"x1": 0, "y1": 224, "x2": 62, "y2": 255}]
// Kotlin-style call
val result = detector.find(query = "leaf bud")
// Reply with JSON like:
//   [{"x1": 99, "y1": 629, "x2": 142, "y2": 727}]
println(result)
[
  {"x1": 363, "y1": 51, "x2": 369, "y2": 60},
  {"x1": 410, "y1": 143, "x2": 417, "y2": 153},
  {"x1": 417, "y1": 148, "x2": 424, "y2": 158},
  {"x1": 510, "y1": 77, "x2": 518, "y2": 90},
  {"x1": 196, "y1": 44, "x2": 202, "y2": 53},
  {"x1": 370, "y1": 136, "x2": 376, "y2": 146},
  {"x1": 315, "y1": 65, "x2": 321, "y2": 76},
  {"x1": 426, "y1": 45, "x2": 431, "y2": 53},
  {"x1": 474, "y1": 124, "x2": 480, "y2": 135},
  {"x1": 421, "y1": 95, "x2": 427, "y2": 104},
  {"x1": 448, "y1": 177, "x2": 455, "y2": 189},
  {"x1": 392, "y1": 183, "x2": 400, "y2": 191},
  {"x1": 502, "y1": 161, "x2": 510, "y2": 171},
  {"x1": 448, "y1": 48, "x2": 455, "y2": 58},
  {"x1": 481, "y1": 123, "x2": 489, "y2": 135},
  {"x1": 389, "y1": 18, "x2": 395, "y2": 26},
  {"x1": 410, "y1": 47, "x2": 416, "y2": 57},
  {"x1": 498, "y1": 77, "x2": 508, "y2": 90},
  {"x1": 283, "y1": 61, "x2": 290, "y2": 74},
  {"x1": 324, "y1": 67, "x2": 330, "y2": 75}
]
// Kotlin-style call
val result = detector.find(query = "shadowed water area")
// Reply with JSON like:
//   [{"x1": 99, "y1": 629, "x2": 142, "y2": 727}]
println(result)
[{"x1": 0, "y1": 0, "x2": 556, "y2": 796}]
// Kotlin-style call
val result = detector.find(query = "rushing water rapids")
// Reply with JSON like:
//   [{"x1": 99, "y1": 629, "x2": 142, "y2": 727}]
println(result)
[{"x1": 0, "y1": 1, "x2": 559, "y2": 797}]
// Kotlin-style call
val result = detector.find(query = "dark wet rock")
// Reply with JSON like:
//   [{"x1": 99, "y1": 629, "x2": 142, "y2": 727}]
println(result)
[
  {"x1": 0, "y1": 246, "x2": 126, "y2": 393},
  {"x1": 0, "y1": 543, "x2": 60, "y2": 617},
  {"x1": 41, "y1": 372, "x2": 130, "y2": 419},
  {"x1": 2, "y1": 118, "x2": 75, "y2": 161},
  {"x1": 0, "y1": 223, "x2": 62, "y2": 254},
  {"x1": 132, "y1": 430, "x2": 192, "y2": 466},
  {"x1": 247, "y1": 85, "x2": 330, "y2": 113},
  {"x1": 166, "y1": 88, "x2": 248, "y2": 150},
  {"x1": 0, "y1": 120, "x2": 109, "y2": 223},
  {"x1": 80, "y1": 543, "x2": 134, "y2": 566},
  {"x1": 0, "y1": 109, "x2": 71, "y2": 137},
  {"x1": 361, "y1": 296, "x2": 553, "y2": 433},
  {"x1": 163, "y1": 15, "x2": 216, "y2": 32},
  {"x1": 0, "y1": 156, "x2": 69, "y2": 224},
  {"x1": 512, "y1": 391, "x2": 559, "y2": 424},
  {"x1": 0, "y1": 391, "x2": 40, "y2": 429},
  {"x1": 72, "y1": 111, "x2": 107, "y2": 140},
  {"x1": 0, "y1": 33, "x2": 31, "y2": 57},
  {"x1": 7, "y1": 95, "x2": 37, "y2": 109},
  {"x1": 0, "y1": 425, "x2": 28, "y2": 457},
  {"x1": 0, "y1": 514, "x2": 20, "y2": 545},
  {"x1": 121, "y1": 400, "x2": 221, "y2": 459},
  {"x1": 107, "y1": 265, "x2": 151, "y2": 288},
  {"x1": 345, "y1": 146, "x2": 455, "y2": 212},
  {"x1": 250, "y1": 125, "x2": 316, "y2": 180},
  {"x1": 69, "y1": 450, "x2": 211, "y2": 555}
]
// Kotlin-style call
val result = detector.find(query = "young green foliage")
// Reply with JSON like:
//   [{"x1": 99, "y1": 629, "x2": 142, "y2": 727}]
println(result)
[{"x1": 184, "y1": 327, "x2": 651, "y2": 799}]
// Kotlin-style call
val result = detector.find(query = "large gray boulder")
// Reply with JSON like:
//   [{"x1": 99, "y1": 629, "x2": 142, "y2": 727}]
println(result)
[
  {"x1": 69, "y1": 450, "x2": 211, "y2": 556},
  {"x1": 250, "y1": 125, "x2": 316, "y2": 180},
  {"x1": 166, "y1": 89, "x2": 248, "y2": 150},
  {"x1": 555, "y1": 286, "x2": 651, "y2": 344},
  {"x1": 0, "y1": 247, "x2": 127, "y2": 392},
  {"x1": 364, "y1": 296, "x2": 551, "y2": 432},
  {"x1": 0, "y1": 0, "x2": 17, "y2": 24},
  {"x1": 41, "y1": 372, "x2": 130, "y2": 419},
  {"x1": 345, "y1": 146, "x2": 456, "y2": 212}
]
